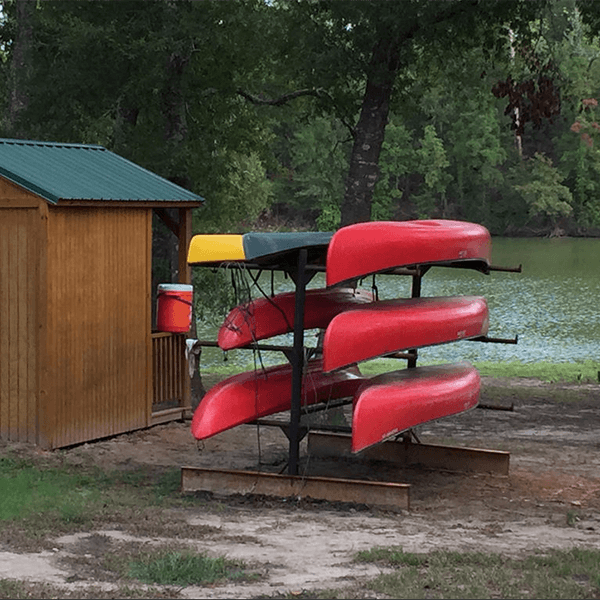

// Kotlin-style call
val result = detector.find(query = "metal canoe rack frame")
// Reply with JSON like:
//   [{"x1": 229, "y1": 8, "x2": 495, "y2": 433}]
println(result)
[{"x1": 184, "y1": 238, "x2": 520, "y2": 510}]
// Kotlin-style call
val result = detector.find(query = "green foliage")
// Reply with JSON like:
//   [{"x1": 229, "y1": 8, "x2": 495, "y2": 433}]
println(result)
[
  {"x1": 272, "y1": 116, "x2": 349, "y2": 229},
  {"x1": 372, "y1": 120, "x2": 416, "y2": 220},
  {"x1": 413, "y1": 125, "x2": 451, "y2": 218},
  {"x1": 515, "y1": 153, "x2": 573, "y2": 220},
  {"x1": 202, "y1": 151, "x2": 274, "y2": 231},
  {"x1": 4, "y1": 0, "x2": 600, "y2": 231},
  {"x1": 1, "y1": 0, "x2": 278, "y2": 233},
  {"x1": 316, "y1": 201, "x2": 341, "y2": 231},
  {"x1": 445, "y1": 96, "x2": 508, "y2": 224},
  {"x1": 559, "y1": 97, "x2": 600, "y2": 226},
  {"x1": 191, "y1": 268, "x2": 236, "y2": 326}
]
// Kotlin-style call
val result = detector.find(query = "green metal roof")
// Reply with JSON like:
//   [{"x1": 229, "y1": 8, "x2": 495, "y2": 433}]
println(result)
[{"x1": 0, "y1": 138, "x2": 204, "y2": 205}]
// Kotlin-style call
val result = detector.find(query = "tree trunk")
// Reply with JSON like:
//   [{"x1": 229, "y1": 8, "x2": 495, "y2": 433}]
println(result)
[
  {"x1": 340, "y1": 36, "x2": 400, "y2": 226},
  {"x1": 162, "y1": 52, "x2": 190, "y2": 147},
  {"x1": 6, "y1": 0, "x2": 35, "y2": 136}
]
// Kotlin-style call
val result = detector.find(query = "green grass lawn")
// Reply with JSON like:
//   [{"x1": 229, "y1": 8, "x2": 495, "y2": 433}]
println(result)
[{"x1": 204, "y1": 359, "x2": 600, "y2": 383}]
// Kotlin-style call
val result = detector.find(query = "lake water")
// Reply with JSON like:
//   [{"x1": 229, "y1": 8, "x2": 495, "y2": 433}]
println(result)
[{"x1": 196, "y1": 237, "x2": 600, "y2": 369}]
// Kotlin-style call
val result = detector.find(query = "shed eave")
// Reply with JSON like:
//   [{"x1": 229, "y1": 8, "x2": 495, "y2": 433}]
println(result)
[
  {"x1": 55, "y1": 198, "x2": 204, "y2": 208},
  {"x1": 0, "y1": 170, "x2": 59, "y2": 203}
]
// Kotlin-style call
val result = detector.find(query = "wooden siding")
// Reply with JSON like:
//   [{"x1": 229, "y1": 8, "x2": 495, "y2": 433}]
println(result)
[
  {"x1": 151, "y1": 332, "x2": 187, "y2": 411},
  {"x1": 0, "y1": 176, "x2": 44, "y2": 207},
  {"x1": 42, "y1": 207, "x2": 151, "y2": 448},
  {"x1": 0, "y1": 208, "x2": 41, "y2": 443}
]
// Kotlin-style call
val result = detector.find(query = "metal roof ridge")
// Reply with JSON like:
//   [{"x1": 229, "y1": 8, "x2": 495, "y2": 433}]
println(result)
[{"x1": 0, "y1": 138, "x2": 105, "y2": 150}]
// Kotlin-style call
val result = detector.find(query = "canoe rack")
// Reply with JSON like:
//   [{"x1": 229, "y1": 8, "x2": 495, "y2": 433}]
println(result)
[{"x1": 184, "y1": 230, "x2": 519, "y2": 509}]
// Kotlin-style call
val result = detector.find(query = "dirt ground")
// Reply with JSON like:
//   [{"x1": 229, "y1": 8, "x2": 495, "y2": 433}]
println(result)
[{"x1": 2, "y1": 376, "x2": 600, "y2": 598}]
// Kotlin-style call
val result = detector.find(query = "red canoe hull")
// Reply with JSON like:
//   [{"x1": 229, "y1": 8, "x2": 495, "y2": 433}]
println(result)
[
  {"x1": 191, "y1": 359, "x2": 365, "y2": 440},
  {"x1": 326, "y1": 220, "x2": 492, "y2": 287},
  {"x1": 322, "y1": 295, "x2": 488, "y2": 372},
  {"x1": 218, "y1": 287, "x2": 374, "y2": 350},
  {"x1": 351, "y1": 362, "x2": 480, "y2": 453}
]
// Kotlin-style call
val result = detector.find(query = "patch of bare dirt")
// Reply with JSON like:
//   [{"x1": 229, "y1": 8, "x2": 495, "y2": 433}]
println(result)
[{"x1": 1, "y1": 377, "x2": 600, "y2": 598}]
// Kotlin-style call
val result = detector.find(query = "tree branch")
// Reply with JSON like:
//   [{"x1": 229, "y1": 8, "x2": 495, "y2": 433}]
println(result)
[
  {"x1": 237, "y1": 87, "x2": 356, "y2": 138},
  {"x1": 236, "y1": 87, "x2": 328, "y2": 106}
]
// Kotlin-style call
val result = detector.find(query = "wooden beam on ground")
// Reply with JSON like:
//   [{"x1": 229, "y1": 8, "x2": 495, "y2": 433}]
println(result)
[
  {"x1": 307, "y1": 432, "x2": 510, "y2": 476},
  {"x1": 180, "y1": 466, "x2": 410, "y2": 510},
  {"x1": 151, "y1": 407, "x2": 187, "y2": 426}
]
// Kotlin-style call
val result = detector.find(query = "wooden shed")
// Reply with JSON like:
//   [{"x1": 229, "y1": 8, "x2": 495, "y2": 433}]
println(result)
[{"x1": 0, "y1": 138, "x2": 204, "y2": 448}]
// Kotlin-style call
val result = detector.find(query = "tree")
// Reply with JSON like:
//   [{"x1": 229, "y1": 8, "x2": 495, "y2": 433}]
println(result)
[
  {"x1": 270, "y1": 116, "x2": 350, "y2": 230},
  {"x1": 560, "y1": 98, "x2": 600, "y2": 226},
  {"x1": 413, "y1": 125, "x2": 451, "y2": 218},
  {"x1": 371, "y1": 120, "x2": 417, "y2": 221},
  {"x1": 0, "y1": 0, "x2": 282, "y2": 230},
  {"x1": 515, "y1": 152, "x2": 573, "y2": 223},
  {"x1": 6, "y1": 0, "x2": 600, "y2": 236},
  {"x1": 2, "y1": 0, "x2": 36, "y2": 136},
  {"x1": 331, "y1": 0, "x2": 549, "y2": 225}
]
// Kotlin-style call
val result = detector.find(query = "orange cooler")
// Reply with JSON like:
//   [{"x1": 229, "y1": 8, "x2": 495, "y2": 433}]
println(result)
[{"x1": 156, "y1": 284, "x2": 193, "y2": 333}]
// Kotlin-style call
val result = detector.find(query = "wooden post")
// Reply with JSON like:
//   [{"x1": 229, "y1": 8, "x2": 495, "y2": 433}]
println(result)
[
  {"x1": 178, "y1": 208, "x2": 193, "y2": 411},
  {"x1": 289, "y1": 248, "x2": 308, "y2": 476},
  {"x1": 178, "y1": 208, "x2": 192, "y2": 285}
]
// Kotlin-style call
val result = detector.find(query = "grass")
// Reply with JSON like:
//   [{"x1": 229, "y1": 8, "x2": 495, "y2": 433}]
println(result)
[
  {"x1": 358, "y1": 358, "x2": 600, "y2": 383},
  {"x1": 473, "y1": 360, "x2": 600, "y2": 383},
  {"x1": 354, "y1": 546, "x2": 600, "y2": 599},
  {"x1": 0, "y1": 452, "x2": 198, "y2": 546},
  {"x1": 204, "y1": 359, "x2": 600, "y2": 383},
  {"x1": 127, "y1": 549, "x2": 246, "y2": 586},
  {"x1": 0, "y1": 452, "x2": 253, "y2": 596},
  {"x1": 0, "y1": 579, "x2": 179, "y2": 600},
  {"x1": 0, "y1": 455, "x2": 101, "y2": 523}
]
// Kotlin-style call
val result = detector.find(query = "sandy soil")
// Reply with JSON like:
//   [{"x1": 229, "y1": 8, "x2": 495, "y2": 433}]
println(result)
[{"x1": 1, "y1": 376, "x2": 600, "y2": 598}]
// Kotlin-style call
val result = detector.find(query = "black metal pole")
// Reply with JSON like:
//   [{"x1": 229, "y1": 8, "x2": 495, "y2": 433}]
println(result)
[
  {"x1": 407, "y1": 273, "x2": 421, "y2": 369},
  {"x1": 288, "y1": 248, "x2": 308, "y2": 475}
]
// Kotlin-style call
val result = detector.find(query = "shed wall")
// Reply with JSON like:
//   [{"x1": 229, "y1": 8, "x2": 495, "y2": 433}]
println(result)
[
  {"x1": 42, "y1": 207, "x2": 152, "y2": 448},
  {"x1": 0, "y1": 208, "x2": 41, "y2": 443}
]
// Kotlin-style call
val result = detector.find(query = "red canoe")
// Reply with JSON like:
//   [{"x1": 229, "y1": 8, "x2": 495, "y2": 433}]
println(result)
[
  {"x1": 218, "y1": 287, "x2": 374, "y2": 350},
  {"x1": 326, "y1": 220, "x2": 492, "y2": 287},
  {"x1": 351, "y1": 362, "x2": 480, "y2": 453},
  {"x1": 322, "y1": 295, "x2": 488, "y2": 372},
  {"x1": 191, "y1": 359, "x2": 365, "y2": 440}
]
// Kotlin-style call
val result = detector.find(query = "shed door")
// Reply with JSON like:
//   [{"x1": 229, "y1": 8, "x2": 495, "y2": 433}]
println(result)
[{"x1": 43, "y1": 207, "x2": 151, "y2": 448}]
